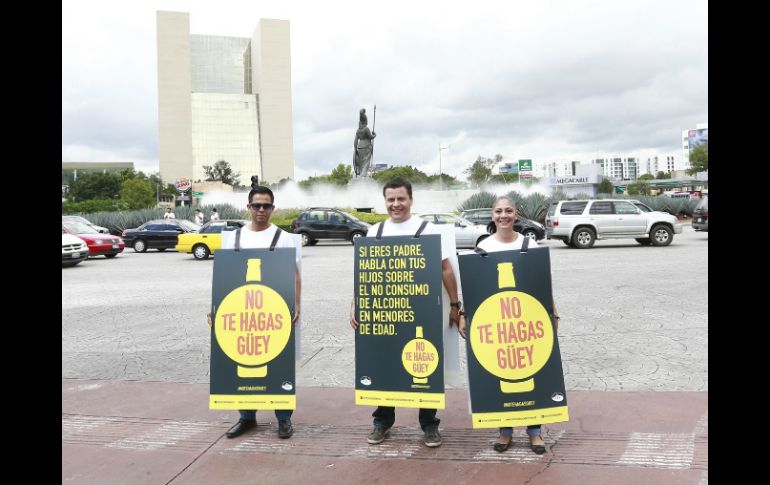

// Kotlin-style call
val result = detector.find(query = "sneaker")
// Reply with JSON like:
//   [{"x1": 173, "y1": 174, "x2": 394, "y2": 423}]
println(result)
[
  {"x1": 278, "y1": 419, "x2": 294, "y2": 439},
  {"x1": 367, "y1": 425, "x2": 391, "y2": 444},
  {"x1": 424, "y1": 425, "x2": 442, "y2": 447}
]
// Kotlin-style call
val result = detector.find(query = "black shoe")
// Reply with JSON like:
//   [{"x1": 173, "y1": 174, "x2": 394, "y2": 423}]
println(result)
[
  {"x1": 424, "y1": 425, "x2": 442, "y2": 447},
  {"x1": 278, "y1": 419, "x2": 294, "y2": 439},
  {"x1": 493, "y1": 438, "x2": 511, "y2": 452},
  {"x1": 225, "y1": 419, "x2": 256, "y2": 438},
  {"x1": 530, "y1": 436, "x2": 547, "y2": 454},
  {"x1": 367, "y1": 425, "x2": 391, "y2": 444}
]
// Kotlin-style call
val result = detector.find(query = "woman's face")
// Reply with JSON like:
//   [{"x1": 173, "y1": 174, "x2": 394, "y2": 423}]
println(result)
[{"x1": 492, "y1": 199, "x2": 516, "y2": 231}]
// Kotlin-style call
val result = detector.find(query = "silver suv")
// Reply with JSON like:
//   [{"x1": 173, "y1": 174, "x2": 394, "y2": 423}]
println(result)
[{"x1": 545, "y1": 199, "x2": 682, "y2": 249}]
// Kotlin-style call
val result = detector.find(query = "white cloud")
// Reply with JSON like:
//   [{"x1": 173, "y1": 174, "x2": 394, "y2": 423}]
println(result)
[{"x1": 62, "y1": 0, "x2": 708, "y2": 180}]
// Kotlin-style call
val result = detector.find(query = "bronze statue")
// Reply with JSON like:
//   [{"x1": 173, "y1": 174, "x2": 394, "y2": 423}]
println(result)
[{"x1": 353, "y1": 108, "x2": 376, "y2": 177}]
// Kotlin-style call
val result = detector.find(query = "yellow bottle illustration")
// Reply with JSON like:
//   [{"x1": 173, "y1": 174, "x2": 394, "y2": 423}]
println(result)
[
  {"x1": 401, "y1": 326, "x2": 440, "y2": 384},
  {"x1": 470, "y1": 262, "x2": 554, "y2": 393},
  {"x1": 215, "y1": 258, "x2": 292, "y2": 378}
]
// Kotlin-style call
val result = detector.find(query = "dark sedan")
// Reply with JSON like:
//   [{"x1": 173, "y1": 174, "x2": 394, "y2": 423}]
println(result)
[
  {"x1": 121, "y1": 219, "x2": 201, "y2": 253},
  {"x1": 462, "y1": 208, "x2": 546, "y2": 240}
]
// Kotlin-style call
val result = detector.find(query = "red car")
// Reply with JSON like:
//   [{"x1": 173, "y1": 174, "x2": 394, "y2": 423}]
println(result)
[{"x1": 61, "y1": 221, "x2": 125, "y2": 258}]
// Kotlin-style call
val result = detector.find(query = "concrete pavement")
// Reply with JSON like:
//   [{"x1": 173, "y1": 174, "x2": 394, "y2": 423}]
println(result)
[{"x1": 63, "y1": 379, "x2": 707, "y2": 484}]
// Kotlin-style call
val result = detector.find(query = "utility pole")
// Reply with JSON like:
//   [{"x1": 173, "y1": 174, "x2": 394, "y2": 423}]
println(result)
[{"x1": 439, "y1": 144, "x2": 450, "y2": 190}]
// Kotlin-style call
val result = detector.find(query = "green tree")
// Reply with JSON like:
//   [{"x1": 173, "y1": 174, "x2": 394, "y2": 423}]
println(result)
[
  {"x1": 627, "y1": 180, "x2": 651, "y2": 196},
  {"x1": 597, "y1": 177, "x2": 614, "y2": 194},
  {"x1": 203, "y1": 160, "x2": 241, "y2": 186},
  {"x1": 298, "y1": 175, "x2": 332, "y2": 189},
  {"x1": 120, "y1": 178, "x2": 156, "y2": 209},
  {"x1": 329, "y1": 163, "x2": 353, "y2": 185},
  {"x1": 687, "y1": 142, "x2": 708, "y2": 175},
  {"x1": 426, "y1": 173, "x2": 460, "y2": 187},
  {"x1": 488, "y1": 173, "x2": 519, "y2": 184},
  {"x1": 269, "y1": 177, "x2": 294, "y2": 190},
  {"x1": 67, "y1": 172, "x2": 122, "y2": 202},
  {"x1": 464, "y1": 154, "x2": 503, "y2": 187},
  {"x1": 371, "y1": 165, "x2": 430, "y2": 184},
  {"x1": 638, "y1": 173, "x2": 655, "y2": 181},
  {"x1": 655, "y1": 171, "x2": 671, "y2": 179}
]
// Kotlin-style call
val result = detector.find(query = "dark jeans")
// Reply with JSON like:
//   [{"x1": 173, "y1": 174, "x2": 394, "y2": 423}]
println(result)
[
  {"x1": 372, "y1": 406, "x2": 440, "y2": 430},
  {"x1": 239, "y1": 410, "x2": 293, "y2": 421},
  {"x1": 499, "y1": 424, "x2": 541, "y2": 437}
]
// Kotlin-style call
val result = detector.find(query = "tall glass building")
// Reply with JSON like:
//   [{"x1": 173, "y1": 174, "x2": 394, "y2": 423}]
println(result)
[{"x1": 157, "y1": 12, "x2": 294, "y2": 186}]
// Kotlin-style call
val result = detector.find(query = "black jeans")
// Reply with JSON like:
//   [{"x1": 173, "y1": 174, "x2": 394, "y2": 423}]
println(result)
[{"x1": 372, "y1": 406, "x2": 440, "y2": 430}]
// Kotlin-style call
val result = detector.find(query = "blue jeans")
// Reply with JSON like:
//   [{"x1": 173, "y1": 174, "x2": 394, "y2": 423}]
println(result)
[
  {"x1": 499, "y1": 424, "x2": 541, "y2": 437},
  {"x1": 372, "y1": 406, "x2": 440, "y2": 430},
  {"x1": 239, "y1": 409, "x2": 293, "y2": 421}
]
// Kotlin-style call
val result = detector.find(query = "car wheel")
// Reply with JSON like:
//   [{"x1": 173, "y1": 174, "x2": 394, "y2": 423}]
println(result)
[
  {"x1": 572, "y1": 227, "x2": 595, "y2": 249},
  {"x1": 133, "y1": 239, "x2": 147, "y2": 253},
  {"x1": 193, "y1": 244, "x2": 211, "y2": 260},
  {"x1": 350, "y1": 231, "x2": 365, "y2": 244},
  {"x1": 62, "y1": 261, "x2": 82, "y2": 267},
  {"x1": 650, "y1": 225, "x2": 673, "y2": 246},
  {"x1": 523, "y1": 230, "x2": 537, "y2": 241},
  {"x1": 300, "y1": 232, "x2": 312, "y2": 247},
  {"x1": 635, "y1": 238, "x2": 652, "y2": 245},
  {"x1": 105, "y1": 254, "x2": 118, "y2": 258}
]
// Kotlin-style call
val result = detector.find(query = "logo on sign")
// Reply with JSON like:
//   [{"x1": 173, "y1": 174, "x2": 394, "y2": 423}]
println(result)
[{"x1": 175, "y1": 178, "x2": 192, "y2": 193}]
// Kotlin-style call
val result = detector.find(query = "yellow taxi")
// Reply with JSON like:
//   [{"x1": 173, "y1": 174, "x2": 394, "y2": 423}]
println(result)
[{"x1": 176, "y1": 219, "x2": 249, "y2": 260}]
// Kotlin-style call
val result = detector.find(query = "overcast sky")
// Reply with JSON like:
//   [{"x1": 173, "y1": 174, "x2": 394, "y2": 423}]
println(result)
[{"x1": 62, "y1": 0, "x2": 708, "y2": 181}]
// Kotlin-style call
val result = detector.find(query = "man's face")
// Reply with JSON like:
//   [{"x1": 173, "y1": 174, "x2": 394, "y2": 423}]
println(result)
[
  {"x1": 248, "y1": 193, "x2": 274, "y2": 224},
  {"x1": 384, "y1": 187, "x2": 412, "y2": 223}
]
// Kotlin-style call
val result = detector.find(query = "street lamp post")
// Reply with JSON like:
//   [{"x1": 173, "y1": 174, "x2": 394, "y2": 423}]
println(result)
[{"x1": 438, "y1": 144, "x2": 450, "y2": 190}]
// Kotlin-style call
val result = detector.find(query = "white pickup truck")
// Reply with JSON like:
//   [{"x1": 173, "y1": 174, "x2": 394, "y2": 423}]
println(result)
[{"x1": 545, "y1": 199, "x2": 682, "y2": 249}]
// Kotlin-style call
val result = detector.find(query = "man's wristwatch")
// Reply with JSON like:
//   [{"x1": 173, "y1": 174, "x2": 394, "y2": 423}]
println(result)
[{"x1": 450, "y1": 301, "x2": 462, "y2": 309}]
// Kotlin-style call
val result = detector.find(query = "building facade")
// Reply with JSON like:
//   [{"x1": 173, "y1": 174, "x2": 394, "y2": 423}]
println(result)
[
  {"x1": 157, "y1": 12, "x2": 294, "y2": 186},
  {"x1": 62, "y1": 162, "x2": 135, "y2": 185},
  {"x1": 681, "y1": 122, "x2": 708, "y2": 172}
]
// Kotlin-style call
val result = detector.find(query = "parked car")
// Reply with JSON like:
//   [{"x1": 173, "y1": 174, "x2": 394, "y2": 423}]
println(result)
[
  {"x1": 291, "y1": 208, "x2": 370, "y2": 246},
  {"x1": 62, "y1": 221, "x2": 125, "y2": 258},
  {"x1": 62, "y1": 215, "x2": 109, "y2": 234},
  {"x1": 545, "y1": 199, "x2": 682, "y2": 249},
  {"x1": 176, "y1": 219, "x2": 249, "y2": 260},
  {"x1": 692, "y1": 196, "x2": 708, "y2": 232},
  {"x1": 460, "y1": 208, "x2": 545, "y2": 240},
  {"x1": 62, "y1": 232, "x2": 89, "y2": 267},
  {"x1": 460, "y1": 208, "x2": 493, "y2": 226},
  {"x1": 416, "y1": 213, "x2": 490, "y2": 248},
  {"x1": 121, "y1": 219, "x2": 201, "y2": 253}
]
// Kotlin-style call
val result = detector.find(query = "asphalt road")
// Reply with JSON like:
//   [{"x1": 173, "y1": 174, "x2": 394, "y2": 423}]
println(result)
[{"x1": 62, "y1": 226, "x2": 707, "y2": 391}]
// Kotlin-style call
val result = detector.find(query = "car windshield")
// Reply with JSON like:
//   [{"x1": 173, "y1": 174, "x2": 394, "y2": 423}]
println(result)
[
  {"x1": 63, "y1": 221, "x2": 99, "y2": 234},
  {"x1": 633, "y1": 202, "x2": 653, "y2": 212},
  {"x1": 178, "y1": 220, "x2": 202, "y2": 232},
  {"x1": 344, "y1": 212, "x2": 362, "y2": 222}
]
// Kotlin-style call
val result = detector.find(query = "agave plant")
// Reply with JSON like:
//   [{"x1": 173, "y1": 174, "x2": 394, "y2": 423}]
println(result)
[
  {"x1": 457, "y1": 191, "x2": 497, "y2": 211},
  {"x1": 524, "y1": 192, "x2": 550, "y2": 222}
]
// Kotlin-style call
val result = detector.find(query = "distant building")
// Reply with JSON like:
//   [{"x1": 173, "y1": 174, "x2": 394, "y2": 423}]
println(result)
[
  {"x1": 62, "y1": 161, "x2": 134, "y2": 185},
  {"x1": 499, "y1": 162, "x2": 519, "y2": 174},
  {"x1": 681, "y1": 123, "x2": 708, "y2": 171},
  {"x1": 157, "y1": 12, "x2": 294, "y2": 186}
]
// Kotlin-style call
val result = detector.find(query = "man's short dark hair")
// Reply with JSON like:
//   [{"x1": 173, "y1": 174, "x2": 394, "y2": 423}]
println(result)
[
  {"x1": 382, "y1": 177, "x2": 412, "y2": 199},
  {"x1": 248, "y1": 185, "x2": 275, "y2": 204}
]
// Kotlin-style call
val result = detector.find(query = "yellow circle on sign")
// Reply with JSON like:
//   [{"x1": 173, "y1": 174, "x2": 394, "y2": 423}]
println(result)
[
  {"x1": 215, "y1": 284, "x2": 292, "y2": 367},
  {"x1": 469, "y1": 290, "x2": 553, "y2": 381},
  {"x1": 401, "y1": 338, "x2": 440, "y2": 378}
]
